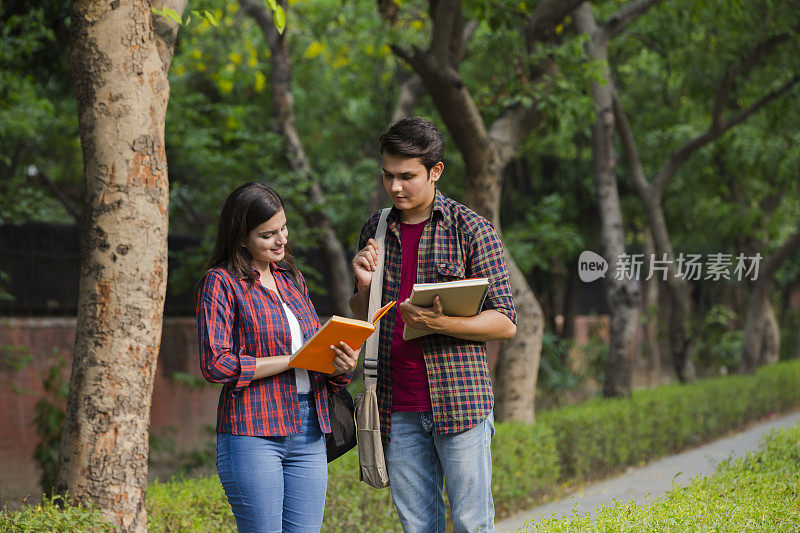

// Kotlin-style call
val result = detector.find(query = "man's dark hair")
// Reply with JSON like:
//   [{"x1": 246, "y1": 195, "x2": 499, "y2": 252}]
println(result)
[{"x1": 379, "y1": 116, "x2": 445, "y2": 171}]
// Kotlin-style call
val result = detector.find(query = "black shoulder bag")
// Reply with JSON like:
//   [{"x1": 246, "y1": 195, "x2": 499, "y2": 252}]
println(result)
[{"x1": 277, "y1": 262, "x2": 357, "y2": 462}]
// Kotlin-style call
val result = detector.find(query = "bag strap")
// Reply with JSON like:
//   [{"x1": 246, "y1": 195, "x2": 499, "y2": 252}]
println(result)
[{"x1": 363, "y1": 208, "x2": 391, "y2": 387}]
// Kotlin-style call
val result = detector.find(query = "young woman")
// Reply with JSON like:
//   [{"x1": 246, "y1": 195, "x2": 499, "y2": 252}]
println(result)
[{"x1": 197, "y1": 182, "x2": 358, "y2": 532}]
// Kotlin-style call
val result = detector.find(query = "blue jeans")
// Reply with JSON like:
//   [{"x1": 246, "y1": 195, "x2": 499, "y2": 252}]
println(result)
[
  {"x1": 384, "y1": 411, "x2": 495, "y2": 533},
  {"x1": 216, "y1": 393, "x2": 327, "y2": 533}
]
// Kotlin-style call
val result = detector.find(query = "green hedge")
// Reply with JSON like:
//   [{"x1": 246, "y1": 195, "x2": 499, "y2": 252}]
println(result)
[
  {"x1": 4, "y1": 360, "x2": 800, "y2": 531},
  {"x1": 540, "y1": 360, "x2": 800, "y2": 480},
  {"x1": 530, "y1": 422, "x2": 800, "y2": 532}
]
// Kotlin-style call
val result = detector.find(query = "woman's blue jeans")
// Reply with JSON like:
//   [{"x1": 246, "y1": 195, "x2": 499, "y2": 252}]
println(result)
[{"x1": 216, "y1": 393, "x2": 328, "y2": 533}]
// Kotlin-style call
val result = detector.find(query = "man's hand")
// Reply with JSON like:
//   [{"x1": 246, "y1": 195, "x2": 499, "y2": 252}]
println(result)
[
  {"x1": 329, "y1": 341, "x2": 360, "y2": 376},
  {"x1": 398, "y1": 295, "x2": 448, "y2": 333},
  {"x1": 352, "y1": 238, "x2": 379, "y2": 291}
]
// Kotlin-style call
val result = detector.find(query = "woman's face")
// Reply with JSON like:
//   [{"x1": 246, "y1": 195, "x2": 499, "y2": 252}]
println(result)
[{"x1": 241, "y1": 208, "x2": 288, "y2": 266}]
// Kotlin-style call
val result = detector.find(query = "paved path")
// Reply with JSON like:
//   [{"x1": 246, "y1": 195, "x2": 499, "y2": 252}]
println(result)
[{"x1": 495, "y1": 409, "x2": 800, "y2": 532}]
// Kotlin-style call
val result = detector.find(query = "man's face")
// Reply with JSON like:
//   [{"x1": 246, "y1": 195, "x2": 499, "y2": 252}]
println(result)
[{"x1": 381, "y1": 152, "x2": 442, "y2": 214}]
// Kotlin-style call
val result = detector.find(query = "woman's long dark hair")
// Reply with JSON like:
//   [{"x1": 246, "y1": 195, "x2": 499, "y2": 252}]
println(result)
[{"x1": 205, "y1": 182, "x2": 299, "y2": 284}]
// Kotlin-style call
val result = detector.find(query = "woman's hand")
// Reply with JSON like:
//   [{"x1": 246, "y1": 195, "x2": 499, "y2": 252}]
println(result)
[{"x1": 329, "y1": 341, "x2": 360, "y2": 376}]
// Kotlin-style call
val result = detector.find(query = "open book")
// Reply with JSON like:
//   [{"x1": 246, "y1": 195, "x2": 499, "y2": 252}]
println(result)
[
  {"x1": 402, "y1": 277, "x2": 490, "y2": 340},
  {"x1": 288, "y1": 300, "x2": 396, "y2": 374}
]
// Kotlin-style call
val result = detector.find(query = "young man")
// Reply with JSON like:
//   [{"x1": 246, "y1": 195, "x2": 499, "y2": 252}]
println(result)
[{"x1": 350, "y1": 117, "x2": 516, "y2": 533}]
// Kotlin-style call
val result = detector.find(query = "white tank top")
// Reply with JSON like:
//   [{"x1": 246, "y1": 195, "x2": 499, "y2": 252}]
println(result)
[{"x1": 280, "y1": 299, "x2": 311, "y2": 393}]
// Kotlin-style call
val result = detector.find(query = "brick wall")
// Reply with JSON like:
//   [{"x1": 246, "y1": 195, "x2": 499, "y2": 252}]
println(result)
[{"x1": 0, "y1": 317, "x2": 219, "y2": 506}]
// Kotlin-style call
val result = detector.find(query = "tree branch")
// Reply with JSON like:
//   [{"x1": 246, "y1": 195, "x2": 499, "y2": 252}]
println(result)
[
  {"x1": 612, "y1": 90, "x2": 651, "y2": 199},
  {"x1": 239, "y1": 0, "x2": 280, "y2": 48},
  {"x1": 653, "y1": 74, "x2": 800, "y2": 195},
  {"x1": 429, "y1": 0, "x2": 461, "y2": 61},
  {"x1": 603, "y1": 0, "x2": 662, "y2": 41},
  {"x1": 174, "y1": 188, "x2": 211, "y2": 231},
  {"x1": 489, "y1": 105, "x2": 543, "y2": 168},
  {"x1": 762, "y1": 224, "x2": 800, "y2": 280},
  {"x1": 524, "y1": 0, "x2": 584, "y2": 47},
  {"x1": 151, "y1": 0, "x2": 189, "y2": 72},
  {"x1": 712, "y1": 30, "x2": 793, "y2": 132},
  {"x1": 390, "y1": 74, "x2": 425, "y2": 124},
  {"x1": 28, "y1": 168, "x2": 81, "y2": 222}
]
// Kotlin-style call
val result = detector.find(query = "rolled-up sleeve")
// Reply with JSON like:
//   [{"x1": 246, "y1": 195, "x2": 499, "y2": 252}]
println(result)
[
  {"x1": 326, "y1": 371, "x2": 353, "y2": 393},
  {"x1": 469, "y1": 221, "x2": 517, "y2": 325},
  {"x1": 197, "y1": 271, "x2": 256, "y2": 391}
]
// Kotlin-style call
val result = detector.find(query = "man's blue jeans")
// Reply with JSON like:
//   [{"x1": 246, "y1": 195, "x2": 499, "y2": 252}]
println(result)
[
  {"x1": 384, "y1": 410, "x2": 495, "y2": 533},
  {"x1": 216, "y1": 393, "x2": 327, "y2": 533}
]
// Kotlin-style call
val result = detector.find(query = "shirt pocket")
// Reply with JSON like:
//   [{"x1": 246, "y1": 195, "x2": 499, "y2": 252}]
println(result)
[{"x1": 434, "y1": 260, "x2": 465, "y2": 282}]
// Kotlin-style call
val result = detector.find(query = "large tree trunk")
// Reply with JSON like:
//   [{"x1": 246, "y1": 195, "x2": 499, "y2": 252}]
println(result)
[
  {"x1": 56, "y1": 1, "x2": 185, "y2": 530},
  {"x1": 643, "y1": 228, "x2": 667, "y2": 383},
  {"x1": 493, "y1": 256, "x2": 543, "y2": 422},
  {"x1": 575, "y1": 2, "x2": 642, "y2": 397},
  {"x1": 739, "y1": 227, "x2": 800, "y2": 372},
  {"x1": 368, "y1": 74, "x2": 426, "y2": 215},
  {"x1": 740, "y1": 279, "x2": 771, "y2": 373},
  {"x1": 760, "y1": 302, "x2": 780, "y2": 365},
  {"x1": 241, "y1": 0, "x2": 353, "y2": 316}
]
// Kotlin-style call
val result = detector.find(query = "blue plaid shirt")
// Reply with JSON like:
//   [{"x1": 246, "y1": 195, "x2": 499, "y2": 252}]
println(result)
[
  {"x1": 197, "y1": 262, "x2": 350, "y2": 436},
  {"x1": 356, "y1": 189, "x2": 516, "y2": 440}
]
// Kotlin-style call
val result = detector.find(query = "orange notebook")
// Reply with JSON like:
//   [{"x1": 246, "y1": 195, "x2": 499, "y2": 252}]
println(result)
[{"x1": 288, "y1": 301, "x2": 396, "y2": 374}]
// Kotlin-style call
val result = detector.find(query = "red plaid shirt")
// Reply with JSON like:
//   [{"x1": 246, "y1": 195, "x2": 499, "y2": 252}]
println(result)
[
  {"x1": 357, "y1": 189, "x2": 516, "y2": 440},
  {"x1": 197, "y1": 262, "x2": 350, "y2": 436}
]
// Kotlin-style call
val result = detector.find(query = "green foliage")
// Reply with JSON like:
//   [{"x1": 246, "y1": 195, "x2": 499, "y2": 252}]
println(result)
[
  {"x1": 8, "y1": 360, "x2": 800, "y2": 530},
  {"x1": 536, "y1": 331, "x2": 607, "y2": 399},
  {"x1": 0, "y1": 4, "x2": 80, "y2": 224},
  {"x1": 170, "y1": 371, "x2": 211, "y2": 391},
  {"x1": 504, "y1": 194, "x2": 584, "y2": 275},
  {"x1": 33, "y1": 356, "x2": 69, "y2": 498},
  {"x1": 530, "y1": 422, "x2": 800, "y2": 532},
  {"x1": 147, "y1": 476, "x2": 236, "y2": 532},
  {"x1": 323, "y1": 451, "x2": 401, "y2": 533},
  {"x1": 491, "y1": 422, "x2": 560, "y2": 517},
  {"x1": 149, "y1": 424, "x2": 217, "y2": 478},
  {"x1": 540, "y1": 360, "x2": 800, "y2": 480},
  {"x1": 692, "y1": 304, "x2": 743, "y2": 376},
  {"x1": 0, "y1": 495, "x2": 112, "y2": 532},
  {"x1": 0, "y1": 342, "x2": 32, "y2": 377}
]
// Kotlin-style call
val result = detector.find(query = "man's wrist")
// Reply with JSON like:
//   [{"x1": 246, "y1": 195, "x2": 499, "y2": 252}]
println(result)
[{"x1": 429, "y1": 315, "x2": 453, "y2": 334}]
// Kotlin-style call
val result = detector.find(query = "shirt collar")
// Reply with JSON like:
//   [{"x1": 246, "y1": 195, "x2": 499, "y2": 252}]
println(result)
[
  {"x1": 387, "y1": 188, "x2": 453, "y2": 227},
  {"x1": 251, "y1": 261, "x2": 289, "y2": 277}
]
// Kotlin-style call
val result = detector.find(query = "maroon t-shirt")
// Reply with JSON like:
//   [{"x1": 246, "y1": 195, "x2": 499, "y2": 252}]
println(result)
[{"x1": 390, "y1": 219, "x2": 432, "y2": 412}]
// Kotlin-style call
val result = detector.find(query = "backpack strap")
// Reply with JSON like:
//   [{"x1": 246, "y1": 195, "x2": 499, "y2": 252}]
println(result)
[{"x1": 363, "y1": 208, "x2": 391, "y2": 387}]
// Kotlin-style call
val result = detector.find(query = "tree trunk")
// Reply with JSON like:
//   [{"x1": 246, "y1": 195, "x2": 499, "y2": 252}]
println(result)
[
  {"x1": 740, "y1": 279, "x2": 770, "y2": 373},
  {"x1": 368, "y1": 74, "x2": 426, "y2": 215},
  {"x1": 493, "y1": 256, "x2": 543, "y2": 423},
  {"x1": 575, "y1": 2, "x2": 639, "y2": 398},
  {"x1": 56, "y1": 1, "x2": 183, "y2": 529},
  {"x1": 760, "y1": 303, "x2": 780, "y2": 365},
  {"x1": 739, "y1": 227, "x2": 800, "y2": 372},
  {"x1": 241, "y1": 0, "x2": 353, "y2": 316},
  {"x1": 643, "y1": 228, "x2": 667, "y2": 383}
]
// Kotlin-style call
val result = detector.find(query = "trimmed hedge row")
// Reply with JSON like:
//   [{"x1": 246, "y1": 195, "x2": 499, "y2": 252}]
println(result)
[
  {"x1": 540, "y1": 360, "x2": 800, "y2": 480},
  {"x1": 530, "y1": 421, "x2": 800, "y2": 531},
  {"x1": 3, "y1": 360, "x2": 800, "y2": 531}
]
